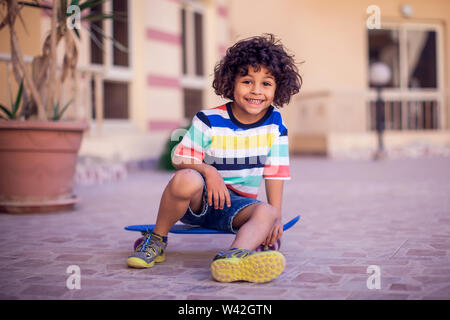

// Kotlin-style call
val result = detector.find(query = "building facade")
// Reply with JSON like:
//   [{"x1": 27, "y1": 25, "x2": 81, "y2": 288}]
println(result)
[
  {"x1": 1, "y1": 0, "x2": 449, "y2": 161},
  {"x1": 227, "y1": 0, "x2": 450, "y2": 157}
]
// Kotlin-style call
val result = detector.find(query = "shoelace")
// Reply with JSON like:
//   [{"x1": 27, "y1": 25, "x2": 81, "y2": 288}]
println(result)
[
  {"x1": 138, "y1": 231, "x2": 157, "y2": 252},
  {"x1": 214, "y1": 248, "x2": 253, "y2": 260},
  {"x1": 138, "y1": 231, "x2": 152, "y2": 253},
  {"x1": 138, "y1": 231, "x2": 165, "y2": 258}
]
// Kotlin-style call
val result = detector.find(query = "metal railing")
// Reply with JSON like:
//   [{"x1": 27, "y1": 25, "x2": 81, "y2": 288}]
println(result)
[
  {"x1": 291, "y1": 89, "x2": 446, "y2": 133},
  {"x1": 367, "y1": 98, "x2": 440, "y2": 131}
]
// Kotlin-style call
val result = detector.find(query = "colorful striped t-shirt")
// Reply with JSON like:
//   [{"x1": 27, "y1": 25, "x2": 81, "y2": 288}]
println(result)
[{"x1": 173, "y1": 102, "x2": 290, "y2": 199}]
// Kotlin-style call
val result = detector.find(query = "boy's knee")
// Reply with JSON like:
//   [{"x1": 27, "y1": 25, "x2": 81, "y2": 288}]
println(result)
[
  {"x1": 254, "y1": 203, "x2": 278, "y2": 223},
  {"x1": 169, "y1": 169, "x2": 204, "y2": 199}
]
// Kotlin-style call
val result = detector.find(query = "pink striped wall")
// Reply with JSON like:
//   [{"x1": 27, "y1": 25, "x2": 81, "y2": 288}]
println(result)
[
  {"x1": 217, "y1": 5, "x2": 228, "y2": 18},
  {"x1": 147, "y1": 75, "x2": 181, "y2": 88},
  {"x1": 146, "y1": 28, "x2": 181, "y2": 46},
  {"x1": 148, "y1": 120, "x2": 181, "y2": 131}
]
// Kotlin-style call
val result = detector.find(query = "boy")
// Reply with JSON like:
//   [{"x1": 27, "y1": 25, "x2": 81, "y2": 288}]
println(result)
[{"x1": 127, "y1": 34, "x2": 302, "y2": 283}]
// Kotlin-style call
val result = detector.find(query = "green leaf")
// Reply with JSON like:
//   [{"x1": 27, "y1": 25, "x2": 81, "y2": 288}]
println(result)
[
  {"x1": 58, "y1": 99, "x2": 73, "y2": 119},
  {"x1": 0, "y1": 104, "x2": 13, "y2": 119},
  {"x1": 53, "y1": 99, "x2": 73, "y2": 120},
  {"x1": 73, "y1": 27, "x2": 81, "y2": 39},
  {"x1": 84, "y1": 24, "x2": 104, "y2": 51},
  {"x1": 52, "y1": 101, "x2": 60, "y2": 120},
  {"x1": 81, "y1": 12, "x2": 127, "y2": 23},
  {"x1": 78, "y1": 0, "x2": 107, "y2": 12},
  {"x1": 89, "y1": 22, "x2": 128, "y2": 52},
  {"x1": 12, "y1": 79, "x2": 24, "y2": 117},
  {"x1": 17, "y1": 1, "x2": 52, "y2": 10}
]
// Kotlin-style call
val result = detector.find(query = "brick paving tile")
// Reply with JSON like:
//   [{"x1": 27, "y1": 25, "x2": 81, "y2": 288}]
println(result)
[
  {"x1": 0, "y1": 156, "x2": 449, "y2": 300},
  {"x1": 347, "y1": 291, "x2": 410, "y2": 300},
  {"x1": 389, "y1": 283, "x2": 422, "y2": 291},
  {"x1": 294, "y1": 272, "x2": 342, "y2": 284},
  {"x1": 20, "y1": 284, "x2": 68, "y2": 298},
  {"x1": 329, "y1": 266, "x2": 368, "y2": 274}
]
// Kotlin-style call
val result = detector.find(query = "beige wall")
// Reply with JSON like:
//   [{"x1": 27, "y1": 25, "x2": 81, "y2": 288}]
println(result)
[
  {"x1": 228, "y1": 0, "x2": 450, "y2": 155},
  {"x1": 2, "y1": 1, "x2": 450, "y2": 160},
  {"x1": 228, "y1": 0, "x2": 450, "y2": 93},
  {"x1": 228, "y1": 0, "x2": 365, "y2": 91},
  {"x1": 203, "y1": 0, "x2": 231, "y2": 109},
  {"x1": 146, "y1": 0, "x2": 183, "y2": 124},
  {"x1": 0, "y1": 7, "x2": 41, "y2": 109},
  {"x1": 0, "y1": 7, "x2": 41, "y2": 55}
]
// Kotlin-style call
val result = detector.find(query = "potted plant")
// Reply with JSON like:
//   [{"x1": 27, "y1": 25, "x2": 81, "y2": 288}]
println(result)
[{"x1": 0, "y1": 0, "x2": 126, "y2": 213}]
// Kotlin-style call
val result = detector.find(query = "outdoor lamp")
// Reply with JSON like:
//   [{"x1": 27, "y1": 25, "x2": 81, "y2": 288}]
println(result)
[
  {"x1": 401, "y1": 4, "x2": 413, "y2": 18},
  {"x1": 370, "y1": 62, "x2": 391, "y2": 86},
  {"x1": 369, "y1": 62, "x2": 391, "y2": 160}
]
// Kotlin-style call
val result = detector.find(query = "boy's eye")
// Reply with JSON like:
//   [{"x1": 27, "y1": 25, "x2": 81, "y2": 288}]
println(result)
[{"x1": 241, "y1": 80, "x2": 273, "y2": 86}]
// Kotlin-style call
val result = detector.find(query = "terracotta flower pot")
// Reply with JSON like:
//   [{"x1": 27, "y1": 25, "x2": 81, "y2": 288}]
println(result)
[{"x1": 0, "y1": 121, "x2": 89, "y2": 213}]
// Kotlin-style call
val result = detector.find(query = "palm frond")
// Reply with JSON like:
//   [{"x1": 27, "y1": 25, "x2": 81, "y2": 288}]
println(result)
[{"x1": 89, "y1": 21, "x2": 128, "y2": 53}]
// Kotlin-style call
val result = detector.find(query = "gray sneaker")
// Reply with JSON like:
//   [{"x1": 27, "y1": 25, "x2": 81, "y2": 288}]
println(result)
[{"x1": 126, "y1": 232, "x2": 167, "y2": 268}]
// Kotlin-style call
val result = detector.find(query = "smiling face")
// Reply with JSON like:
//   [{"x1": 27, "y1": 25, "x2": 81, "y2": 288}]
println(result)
[{"x1": 231, "y1": 65, "x2": 277, "y2": 124}]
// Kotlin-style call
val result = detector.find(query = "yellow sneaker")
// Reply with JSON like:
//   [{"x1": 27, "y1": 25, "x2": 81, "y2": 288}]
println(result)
[{"x1": 210, "y1": 248, "x2": 285, "y2": 283}]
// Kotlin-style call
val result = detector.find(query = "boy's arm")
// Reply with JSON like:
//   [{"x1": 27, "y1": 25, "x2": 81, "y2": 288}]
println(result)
[
  {"x1": 265, "y1": 179, "x2": 284, "y2": 221},
  {"x1": 264, "y1": 179, "x2": 284, "y2": 246},
  {"x1": 172, "y1": 154, "x2": 211, "y2": 176}
]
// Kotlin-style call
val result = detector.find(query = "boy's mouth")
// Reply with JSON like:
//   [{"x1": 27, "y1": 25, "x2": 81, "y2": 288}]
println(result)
[{"x1": 245, "y1": 98, "x2": 265, "y2": 105}]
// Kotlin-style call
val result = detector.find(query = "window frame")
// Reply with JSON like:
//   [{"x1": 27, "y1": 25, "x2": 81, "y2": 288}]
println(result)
[
  {"x1": 369, "y1": 22, "x2": 443, "y2": 91},
  {"x1": 367, "y1": 22, "x2": 445, "y2": 130},
  {"x1": 89, "y1": 0, "x2": 134, "y2": 125},
  {"x1": 180, "y1": 0, "x2": 207, "y2": 117}
]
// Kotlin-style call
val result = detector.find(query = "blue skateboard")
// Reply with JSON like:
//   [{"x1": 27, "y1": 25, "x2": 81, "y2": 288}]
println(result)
[{"x1": 125, "y1": 215, "x2": 300, "y2": 251}]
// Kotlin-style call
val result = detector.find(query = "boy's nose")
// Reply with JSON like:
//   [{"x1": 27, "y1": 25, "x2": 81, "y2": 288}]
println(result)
[{"x1": 251, "y1": 83, "x2": 262, "y2": 94}]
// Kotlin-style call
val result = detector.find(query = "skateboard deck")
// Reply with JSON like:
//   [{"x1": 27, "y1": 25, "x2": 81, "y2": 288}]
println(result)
[{"x1": 125, "y1": 215, "x2": 300, "y2": 235}]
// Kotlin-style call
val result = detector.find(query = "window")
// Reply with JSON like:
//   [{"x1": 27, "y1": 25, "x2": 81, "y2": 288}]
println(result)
[
  {"x1": 181, "y1": 6, "x2": 204, "y2": 77},
  {"x1": 367, "y1": 24, "x2": 442, "y2": 131},
  {"x1": 90, "y1": 3, "x2": 103, "y2": 65},
  {"x1": 112, "y1": 0, "x2": 129, "y2": 67},
  {"x1": 368, "y1": 29, "x2": 400, "y2": 88},
  {"x1": 181, "y1": 1, "x2": 206, "y2": 119},
  {"x1": 368, "y1": 28, "x2": 437, "y2": 89},
  {"x1": 181, "y1": 8, "x2": 187, "y2": 75},
  {"x1": 407, "y1": 30, "x2": 436, "y2": 88},
  {"x1": 104, "y1": 81, "x2": 129, "y2": 119},
  {"x1": 183, "y1": 88, "x2": 203, "y2": 120},
  {"x1": 193, "y1": 12, "x2": 204, "y2": 76},
  {"x1": 90, "y1": 0, "x2": 131, "y2": 120}
]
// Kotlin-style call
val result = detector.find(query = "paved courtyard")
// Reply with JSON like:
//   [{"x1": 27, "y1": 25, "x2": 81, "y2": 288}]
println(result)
[{"x1": 0, "y1": 156, "x2": 449, "y2": 300}]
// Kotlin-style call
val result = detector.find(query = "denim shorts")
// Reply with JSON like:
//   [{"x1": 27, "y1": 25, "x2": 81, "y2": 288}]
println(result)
[{"x1": 179, "y1": 173, "x2": 261, "y2": 234}]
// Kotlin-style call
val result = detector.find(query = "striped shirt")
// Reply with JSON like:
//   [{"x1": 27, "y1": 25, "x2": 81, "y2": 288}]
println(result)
[{"x1": 173, "y1": 102, "x2": 290, "y2": 199}]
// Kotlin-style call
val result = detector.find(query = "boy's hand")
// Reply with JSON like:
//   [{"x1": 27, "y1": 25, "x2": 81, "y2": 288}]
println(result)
[
  {"x1": 203, "y1": 165, "x2": 231, "y2": 210},
  {"x1": 264, "y1": 219, "x2": 283, "y2": 247}
]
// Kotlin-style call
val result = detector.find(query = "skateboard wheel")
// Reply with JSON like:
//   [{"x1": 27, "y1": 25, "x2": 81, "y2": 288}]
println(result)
[{"x1": 133, "y1": 237, "x2": 144, "y2": 250}]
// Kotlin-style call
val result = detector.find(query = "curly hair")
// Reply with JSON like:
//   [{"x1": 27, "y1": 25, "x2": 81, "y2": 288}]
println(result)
[{"x1": 212, "y1": 34, "x2": 302, "y2": 107}]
